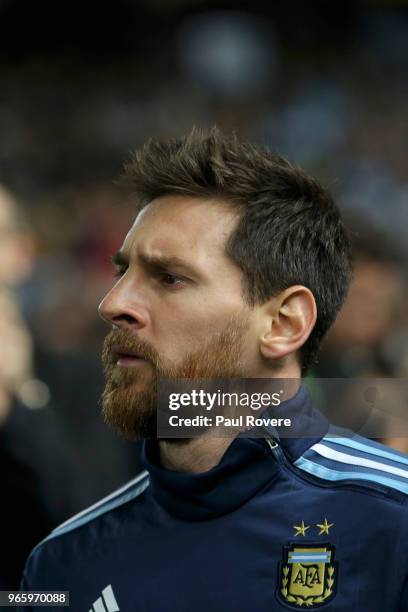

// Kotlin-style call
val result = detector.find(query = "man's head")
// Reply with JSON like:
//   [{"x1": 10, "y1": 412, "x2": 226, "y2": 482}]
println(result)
[{"x1": 99, "y1": 127, "x2": 352, "y2": 438}]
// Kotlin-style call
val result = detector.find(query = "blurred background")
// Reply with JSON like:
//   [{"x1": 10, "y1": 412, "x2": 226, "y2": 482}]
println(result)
[{"x1": 0, "y1": 0, "x2": 407, "y2": 588}]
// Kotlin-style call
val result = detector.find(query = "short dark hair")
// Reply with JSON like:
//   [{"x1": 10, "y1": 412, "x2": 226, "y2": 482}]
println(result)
[{"x1": 122, "y1": 126, "x2": 352, "y2": 371}]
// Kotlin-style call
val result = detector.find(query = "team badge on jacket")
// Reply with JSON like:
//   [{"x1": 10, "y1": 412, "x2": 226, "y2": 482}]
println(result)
[{"x1": 277, "y1": 543, "x2": 338, "y2": 608}]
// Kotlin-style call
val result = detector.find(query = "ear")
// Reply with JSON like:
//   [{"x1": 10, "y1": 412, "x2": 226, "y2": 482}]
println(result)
[{"x1": 259, "y1": 285, "x2": 317, "y2": 362}]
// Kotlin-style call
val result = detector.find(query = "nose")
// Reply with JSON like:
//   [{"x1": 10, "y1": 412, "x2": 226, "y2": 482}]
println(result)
[{"x1": 98, "y1": 284, "x2": 148, "y2": 331}]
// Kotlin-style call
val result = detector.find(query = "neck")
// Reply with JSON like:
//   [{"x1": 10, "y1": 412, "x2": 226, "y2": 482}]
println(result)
[
  {"x1": 159, "y1": 434, "x2": 234, "y2": 473},
  {"x1": 159, "y1": 367, "x2": 302, "y2": 474}
]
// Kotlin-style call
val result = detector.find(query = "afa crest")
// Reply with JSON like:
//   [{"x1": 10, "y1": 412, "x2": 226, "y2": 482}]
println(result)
[{"x1": 277, "y1": 543, "x2": 338, "y2": 608}]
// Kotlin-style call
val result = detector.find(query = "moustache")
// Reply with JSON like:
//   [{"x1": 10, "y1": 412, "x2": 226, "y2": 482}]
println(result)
[{"x1": 102, "y1": 328, "x2": 160, "y2": 368}]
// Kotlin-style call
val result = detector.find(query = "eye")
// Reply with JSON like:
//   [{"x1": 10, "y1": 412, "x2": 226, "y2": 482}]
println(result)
[{"x1": 158, "y1": 273, "x2": 184, "y2": 287}]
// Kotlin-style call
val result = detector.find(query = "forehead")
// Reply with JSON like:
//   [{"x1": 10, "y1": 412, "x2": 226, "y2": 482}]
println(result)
[{"x1": 122, "y1": 195, "x2": 239, "y2": 258}]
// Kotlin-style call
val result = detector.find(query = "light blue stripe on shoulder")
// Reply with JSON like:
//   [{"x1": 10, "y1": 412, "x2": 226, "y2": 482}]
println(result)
[
  {"x1": 44, "y1": 471, "x2": 150, "y2": 543},
  {"x1": 295, "y1": 456, "x2": 408, "y2": 494},
  {"x1": 324, "y1": 436, "x2": 408, "y2": 467}
]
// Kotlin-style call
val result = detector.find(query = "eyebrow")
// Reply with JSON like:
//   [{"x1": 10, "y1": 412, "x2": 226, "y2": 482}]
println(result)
[{"x1": 111, "y1": 250, "x2": 200, "y2": 278}]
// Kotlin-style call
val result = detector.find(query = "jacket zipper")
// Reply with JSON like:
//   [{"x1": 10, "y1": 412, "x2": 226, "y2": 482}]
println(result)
[{"x1": 265, "y1": 435, "x2": 285, "y2": 465}]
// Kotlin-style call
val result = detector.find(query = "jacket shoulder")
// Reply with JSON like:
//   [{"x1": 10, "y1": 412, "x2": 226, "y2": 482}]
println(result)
[
  {"x1": 22, "y1": 471, "x2": 149, "y2": 587},
  {"x1": 294, "y1": 428, "x2": 408, "y2": 500},
  {"x1": 38, "y1": 470, "x2": 149, "y2": 546}
]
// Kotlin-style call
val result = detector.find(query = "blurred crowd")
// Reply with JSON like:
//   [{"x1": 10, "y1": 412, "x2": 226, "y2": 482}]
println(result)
[{"x1": 0, "y1": 0, "x2": 407, "y2": 589}]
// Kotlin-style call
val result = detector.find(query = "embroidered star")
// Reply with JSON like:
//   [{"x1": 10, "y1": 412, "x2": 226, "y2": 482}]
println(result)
[
  {"x1": 293, "y1": 520, "x2": 310, "y2": 537},
  {"x1": 316, "y1": 518, "x2": 334, "y2": 535}
]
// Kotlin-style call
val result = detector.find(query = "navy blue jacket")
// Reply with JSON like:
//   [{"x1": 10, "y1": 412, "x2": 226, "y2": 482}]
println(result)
[{"x1": 22, "y1": 387, "x2": 408, "y2": 611}]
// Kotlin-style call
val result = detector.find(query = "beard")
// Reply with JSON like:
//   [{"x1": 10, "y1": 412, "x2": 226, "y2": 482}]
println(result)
[{"x1": 101, "y1": 316, "x2": 249, "y2": 440}]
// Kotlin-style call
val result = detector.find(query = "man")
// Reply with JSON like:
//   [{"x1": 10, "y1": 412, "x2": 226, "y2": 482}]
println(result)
[{"x1": 22, "y1": 128, "x2": 408, "y2": 611}]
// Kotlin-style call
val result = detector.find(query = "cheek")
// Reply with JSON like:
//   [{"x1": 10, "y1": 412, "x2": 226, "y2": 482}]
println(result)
[
  {"x1": 150, "y1": 306, "x2": 234, "y2": 352},
  {"x1": 153, "y1": 313, "x2": 217, "y2": 355}
]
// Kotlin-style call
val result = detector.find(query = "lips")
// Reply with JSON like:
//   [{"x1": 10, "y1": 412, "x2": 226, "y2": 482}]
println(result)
[{"x1": 110, "y1": 344, "x2": 148, "y2": 367}]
